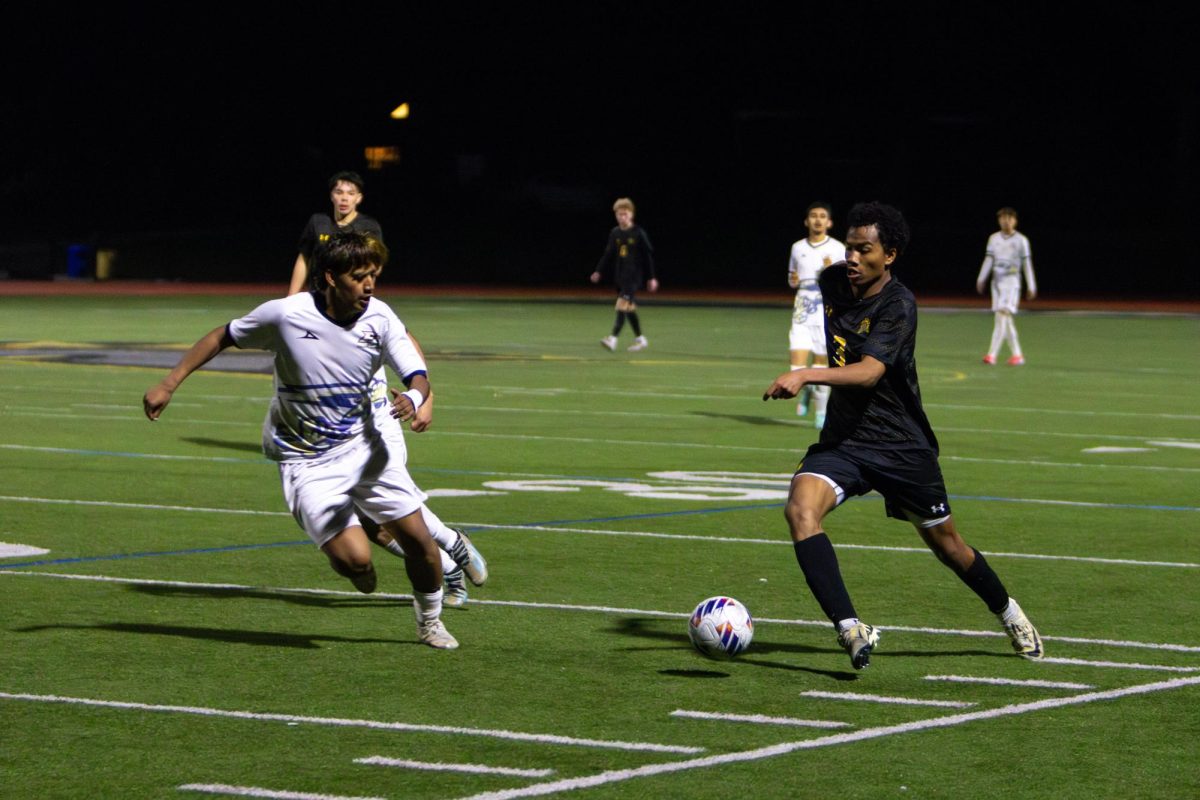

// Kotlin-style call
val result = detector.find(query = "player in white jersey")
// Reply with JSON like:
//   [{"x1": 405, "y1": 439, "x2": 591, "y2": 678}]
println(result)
[
  {"x1": 144, "y1": 232, "x2": 459, "y2": 649},
  {"x1": 286, "y1": 186, "x2": 487, "y2": 607},
  {"x1": 976, "y1": 207, "x2": 1037, "y2": 365},
  {"x1": 787, "y1": 202, "x2": 844, "y2": 429}
]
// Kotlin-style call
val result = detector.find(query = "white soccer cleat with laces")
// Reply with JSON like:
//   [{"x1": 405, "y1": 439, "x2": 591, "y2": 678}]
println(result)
[
  {"x1": 837, "y1": 622, "x2": 881, "y2": 670},
  {"x1": 1000, "y1": 598, "x2": 1043, "y2": 659},
  {"x1": 417, "y1": 618, "x2": 459, "y2": 649}
]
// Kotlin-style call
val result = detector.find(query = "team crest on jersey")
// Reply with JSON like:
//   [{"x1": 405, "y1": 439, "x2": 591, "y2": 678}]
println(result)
[
  {"x1": 356, "y1": 329, "x2": 382, "y2": 349},
  {"x1": 857, "y1": 318, "x2": 871, "y2": 334},
  {"x1": 822, "y1": 256, "x2": 832, "y2": 266}
]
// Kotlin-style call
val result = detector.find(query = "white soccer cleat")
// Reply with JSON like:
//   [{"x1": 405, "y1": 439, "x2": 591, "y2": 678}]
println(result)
[
  {"x1": 601, "y1": 335, "x2": 618, "y2": 351},
  {"x1": 627, "y1": 335, "x2": 648, "y2": 352},
  {"x1": 449, "y1": 527, "x2": 488, "y2": 586},
  {"x1": 417, "y1": 618, "x2": 459, "y2": 649},
  {"x1": 837, "y1": 623, "x2": 880, "y2": 670},
  {"x1": 1000, "y1": 598, "x2": 1043, "y2": 659},
  {"x1": 443, "y1": 568, "x2": 468, "y2": 607}
]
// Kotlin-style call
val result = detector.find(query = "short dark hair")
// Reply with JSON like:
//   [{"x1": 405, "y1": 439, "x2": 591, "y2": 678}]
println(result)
[
  {"x1": 997, "y1": 206, "x2": 1018, "y2": 218},
  {"x1": 329, "y1": 170, "x2": 365, "y2": 192},
  {"x1": 312, "y1": 231, "x2": 387, "y2": 286},
  {"x1": 806, "y1": 201, "x2": 833, "y2": 217},
  {"x1": 846, "y1": 202, "x2": 910, "y2": 255}
]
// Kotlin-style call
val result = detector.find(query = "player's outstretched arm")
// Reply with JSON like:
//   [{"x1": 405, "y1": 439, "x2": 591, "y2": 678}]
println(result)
[
  {"x1": 143, "y1": 325, "x2": 235, "y2": 420},
  {"x1": 287, "y1": 254, "x2": 309, "y2": 296},
  {"x1": 762, "y1": 356, "x2": 887, "y2": 400}
]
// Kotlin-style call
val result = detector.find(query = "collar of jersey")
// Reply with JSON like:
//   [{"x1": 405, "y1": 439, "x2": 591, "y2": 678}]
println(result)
[{"x1": 311, "y1": 290, "x2": 369, "y2": 327}]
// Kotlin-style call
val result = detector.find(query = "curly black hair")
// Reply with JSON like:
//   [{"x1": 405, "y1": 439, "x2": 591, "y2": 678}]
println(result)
[{"x1": 846, "y1": 202, "x2": 910, "y2": 256}]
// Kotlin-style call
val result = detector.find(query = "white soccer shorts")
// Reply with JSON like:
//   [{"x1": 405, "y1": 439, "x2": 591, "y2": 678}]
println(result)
[
  {"x1": 990, "y1": 276, "x2": 1023, "y2": 314},
  {"x1": 279, "y1": 435, "x2": 427, "y2": 547}
]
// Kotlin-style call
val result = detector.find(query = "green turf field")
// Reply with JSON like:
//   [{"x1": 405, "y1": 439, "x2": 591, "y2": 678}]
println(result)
[{"x1": 1, "y1": 293, "x2": 1198, "y2": 800}]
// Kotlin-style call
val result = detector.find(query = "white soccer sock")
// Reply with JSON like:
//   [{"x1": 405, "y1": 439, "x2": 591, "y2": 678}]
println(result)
[
  {"x1": 412, "y1": 588, "x2": 444, "y2": 625},
  {"x1": 380, "y1": 531, "x2": 455, "y2": 574},
  {"x1": 419, "y1": 505, "x2": 457, "y2": 550},
  {"x1": 988, "y1": 314, "x2": 1005, "y2": 357},
  {"x1": 811, "y1": 365, "x2": 830, "y2": 416},
  {"x1": 1006, "y1": 316, "x2": 1023, "y2": 357},
  {"x1": 999, "y1": 598, "x2": 1022, "y2": 624}
]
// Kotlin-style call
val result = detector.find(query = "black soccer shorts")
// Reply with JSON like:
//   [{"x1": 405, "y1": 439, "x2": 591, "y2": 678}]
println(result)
[{"x1": 796, "y1": 441, "x2": 952, "y2": 526}]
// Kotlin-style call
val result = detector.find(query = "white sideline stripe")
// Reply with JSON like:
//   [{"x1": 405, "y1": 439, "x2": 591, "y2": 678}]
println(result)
[
  {"x1": 936, "y1": 424, "x2": 1200, "y2": 444},
  {"x1": 2, "y1": 493, "x2": 1193, "y2": 571},
  {"x1": 0, "y1": 495, "x2": 289, "y2": 517},
  {"x1": 6, "y1": 570, "x2": 1200, "y2": 655},
  {"x1": 941, "y1": 454, "x2": 1200, "y2": 475},
  {"x1": 801, "y1": 691, "x2": 975, "y2": 709},
  {"x1": 670, "y1": 710, "x2": 851, "y2": 729},
  {"x1": 926, "y1": 402, "x2": 1200, "y2": 422},
  {"x1": 451, "y1": 677, "x2": 1200, "y2": 800},
  {"x1": 923, "y1": 675, "x2": 1095, "y2": 690},
  {"x1": 463, "y1": 522, "x2": 1200, "y2": 570},
  {"x1": 0, "y1": 693, "x2": 702, "y2": 754},
  {"x1": 178, "y1": 784, "x2": 383, "y2": 800},
  {"x1": 353, "y1": 756, "x2": 554, "y2": 777},
  {"x1": 1039, "y1": 657, "x2": 1200, "y2": 673}
]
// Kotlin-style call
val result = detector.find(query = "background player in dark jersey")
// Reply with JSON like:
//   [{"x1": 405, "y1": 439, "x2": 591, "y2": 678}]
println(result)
[
  {"x1": 288, "y1": 171, "x2": 384, "y2": 295},
  {"x1": 763, "y1": 201, "x2": 1042, "y2": 670},
  {"x1": 590, "y1": 197, "x2": 659, "y2": 352}
]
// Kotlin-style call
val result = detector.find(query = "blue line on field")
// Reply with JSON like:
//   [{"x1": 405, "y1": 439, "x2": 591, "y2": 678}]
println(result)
[
  {"x1": 519, "y1": 502, "x2": 786, "y2": 528},
  {"x1": 0, "y1": 540, "x2": 309, "y2": 571}
]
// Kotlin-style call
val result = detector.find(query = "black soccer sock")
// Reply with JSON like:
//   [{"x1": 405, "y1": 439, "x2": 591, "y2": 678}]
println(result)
[
  {"x1": 793, "y1": 534, "x2": 858, "y2": 624},
  {"x1": 627, "y1": 312, "x2": 642, "y2": 336},
  {"x1": 612, "y1": 312, "x2": 626, "y2": 336},
  {"x1": 954, "y1": 547, "x2": 1010, "y2": 614}
]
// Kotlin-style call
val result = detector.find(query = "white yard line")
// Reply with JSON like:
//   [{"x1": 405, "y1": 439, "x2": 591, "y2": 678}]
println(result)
[
  {"x1": 6, "y1": 570, "x2": 1197, "y2": 657},
  {"x1": 1038, "y1": 657, "x2": 1200, "y2": 672},
  {"x1": 447, "y1": 676, "x2": 1200, "y2": 800},
  {"x1": 669, "y1": 710, "x2": 850, "y2": 729},
  {"x1": 800, "y1": 691, "x2": 975, "y2": 709},
  {"x1": 0, "y1": 692, "x2": 701, "y2": 754},
  {"x1": 353, "y1": 756, "x2": 554, "y2": 778},
  {"x1": 923, "y1": 675, "x2": 1094, "y2": 690},
  {"x1": 178, "y1": 784, "x2": 384, "y2": 800}
]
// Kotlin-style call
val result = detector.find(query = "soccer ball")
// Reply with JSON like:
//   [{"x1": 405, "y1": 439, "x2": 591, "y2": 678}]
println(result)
[{"x1": 688, "y1": 596, "x2": 754, "y2": 658}]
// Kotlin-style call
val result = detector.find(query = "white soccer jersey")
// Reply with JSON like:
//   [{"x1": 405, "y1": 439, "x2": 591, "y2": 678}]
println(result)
[
  {"x1": 228, "y1": 293, "x2": 426, "y2": 461},
  {"x1": 789, "y1": 236, "x2": 844, "y2": 325},
  {"x1": 978, "y1": 231, "x2": 1036, "y2": 291}
]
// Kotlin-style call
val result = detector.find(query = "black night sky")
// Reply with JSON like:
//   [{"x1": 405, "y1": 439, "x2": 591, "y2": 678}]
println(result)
[{"x1": 2, "y1": 6, "x2": 1196, "y2": 296}]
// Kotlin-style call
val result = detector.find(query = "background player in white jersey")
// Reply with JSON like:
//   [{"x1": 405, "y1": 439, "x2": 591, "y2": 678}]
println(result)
[
  {"x1": 287, "y1": 180, "x2": 487, "y2": 606},
  {"x1": 976, "y1": 207, "x2": 1037, "y2": 365},
  {"x1": 787, "y1": 202, "x2": 843, "y2": 429},
  {"x1": 144, "y1": 232, "x2": 460, "y2": 649}
]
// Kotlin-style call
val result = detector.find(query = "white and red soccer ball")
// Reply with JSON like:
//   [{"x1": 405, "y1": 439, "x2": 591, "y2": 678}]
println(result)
[{"x1": 688, "y1": 596, "x2": 754, "y2": 658}]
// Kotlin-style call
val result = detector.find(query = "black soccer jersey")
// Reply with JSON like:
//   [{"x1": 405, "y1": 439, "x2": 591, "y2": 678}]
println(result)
[
  {"x1": 817, "y1": 264, "x2": 939, "y2": 451},
  {"x1": 595, "y1": 225, "x2": 656, "y2": 293},
  {"x1": 298, "y1": 213, "x2": 385, "y2": 264}
]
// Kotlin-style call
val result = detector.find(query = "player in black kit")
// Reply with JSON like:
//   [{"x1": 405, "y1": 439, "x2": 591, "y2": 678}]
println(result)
[
  {"x1": 590, "y1": 197, "x2": 659, "y2": 352},
  {"x1": 763, "y1": 201, "x2": 1043, "y2": 670},
  {"x1": 288, "y1": 171, "x2": 384, "y2": 295}
]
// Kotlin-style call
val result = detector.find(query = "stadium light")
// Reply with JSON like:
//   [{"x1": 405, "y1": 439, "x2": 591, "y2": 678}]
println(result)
[{"x1": 390, "y1": 103, "x2": 410, "y2": 120}]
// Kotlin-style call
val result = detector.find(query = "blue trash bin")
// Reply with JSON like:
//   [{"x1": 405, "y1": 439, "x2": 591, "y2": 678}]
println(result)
[{"x1": 66, "y1": 244, "x2": 93, "y2": 278}]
